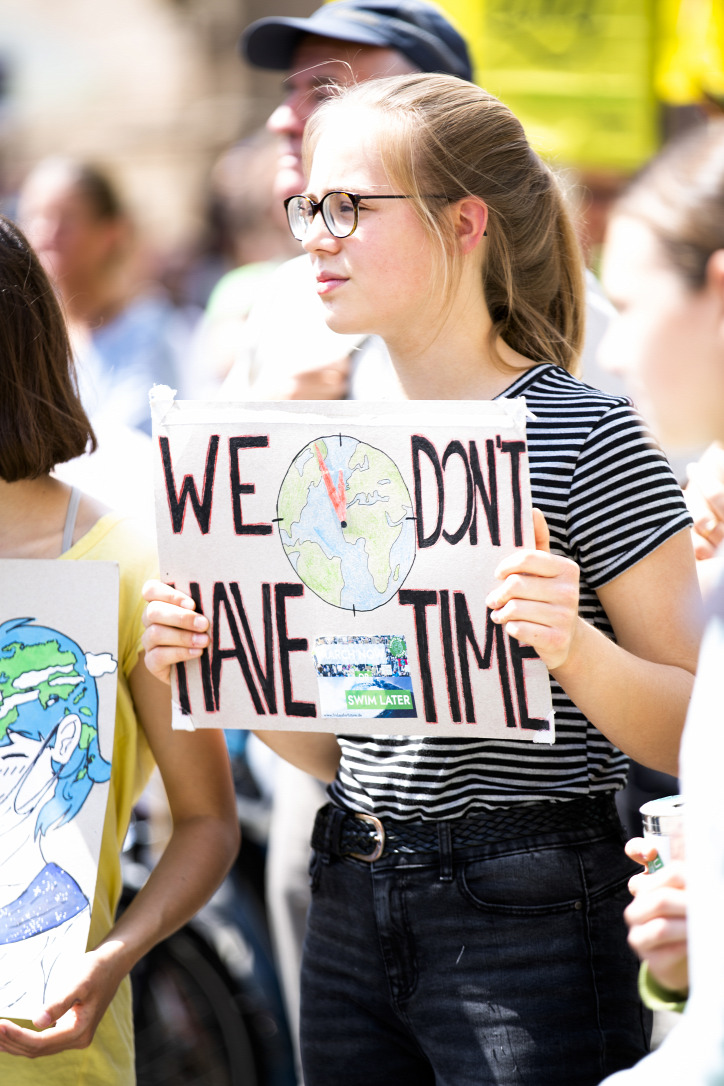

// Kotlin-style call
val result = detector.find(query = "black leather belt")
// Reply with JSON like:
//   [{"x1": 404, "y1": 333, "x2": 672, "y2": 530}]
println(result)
[{"x1": 311, "y1": 794, "x2": 620, "y2": 863}]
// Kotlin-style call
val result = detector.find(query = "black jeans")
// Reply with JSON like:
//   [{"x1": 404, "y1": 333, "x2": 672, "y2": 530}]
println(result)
[{"x1": 301, "y1": 811, "x2": 651, "y2": 1085}]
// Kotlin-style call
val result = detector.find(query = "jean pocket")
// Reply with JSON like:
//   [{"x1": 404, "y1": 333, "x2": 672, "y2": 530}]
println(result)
[{"x1": 459, "y1": 842, "x2": 590, "y2": 916}]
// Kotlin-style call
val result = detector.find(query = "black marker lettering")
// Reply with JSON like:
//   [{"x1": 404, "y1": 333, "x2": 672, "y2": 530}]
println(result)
[
  {"x1": 500, "y1": 440, "x2": 526, "y2": 546},
  {"x1": 229, "y1": 436, "x2": 273, "y2": 535},
  {"x1": 441, "y1": 442, "x2": 473, "y2": 546},
  {"x1": 411, "y1": 436, "x2": 443, "y2": 549},
  {"x1": 439, "y1": 590, "x2": 461, "y2": 722},
  {"x1": 275, "y1": 584, "x2": 316, "y2": 717},
  {"x1": 160, "y1": 435, "x2": 219, "y2": 534},
  {"x1": 229, "y1": 582, "x2": 277, "y2": 714},
  {"x1": 212, "y1": 582, "x2": 264, "y2": 713},
  {"x1": 188, "y1": 582, "x2": 215, "y2": 711},
  {"x1": 398, "y1": 588, "x2": 438, "y2": 721},
  {"x1": 509, "y1": 640, "x2": 549, "y2": 730},
  {"x1": 454, "y1": 594, "x2": 516, "y2": 727},
  {"x1": 469, "y1": 439, "x2": 500, "y2": 546}
]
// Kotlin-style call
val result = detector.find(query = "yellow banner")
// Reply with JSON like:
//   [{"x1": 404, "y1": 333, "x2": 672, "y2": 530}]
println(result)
[
  {"x1": 656, "y1": 0, "x2": 724, "y2": 104},
  {"x1": 439, "y1": 0, "x2": 658, "y2": 170}
]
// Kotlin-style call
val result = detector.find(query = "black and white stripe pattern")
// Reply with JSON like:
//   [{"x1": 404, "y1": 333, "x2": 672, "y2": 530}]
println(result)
[{"x1": 328, "y1": 364, "x2": 693, "y2": 821}]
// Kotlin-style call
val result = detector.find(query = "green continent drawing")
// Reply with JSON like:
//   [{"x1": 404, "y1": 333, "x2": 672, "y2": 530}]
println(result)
[
  {"x1": 277, "y1": 435, "x2": 416, "y2": 611},
  {"x1": 0, "y1": 639, "x2": 82, "y2": 737}
]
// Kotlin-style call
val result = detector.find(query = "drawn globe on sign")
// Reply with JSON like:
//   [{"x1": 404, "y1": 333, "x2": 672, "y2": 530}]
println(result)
[{"x1": 277, "y1": 435, "x2": 416, "y2": 611}]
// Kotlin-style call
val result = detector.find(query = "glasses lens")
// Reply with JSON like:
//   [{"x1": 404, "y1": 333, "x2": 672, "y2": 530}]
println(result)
[
  {"x1": 287, "y1": 196, "x2": 313, "y2": 240},
  {"x1": 323, "y1": 192, "x2": 357, "y2": 238}
]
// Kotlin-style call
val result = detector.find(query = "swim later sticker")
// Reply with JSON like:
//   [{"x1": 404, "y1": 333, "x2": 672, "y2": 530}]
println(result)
[
  {"x1": 314, "y1": 634, "x2": 416, "y2": 719},
  {"x1": 150, "y1": 392, "x2": 554, "y2": 742}
]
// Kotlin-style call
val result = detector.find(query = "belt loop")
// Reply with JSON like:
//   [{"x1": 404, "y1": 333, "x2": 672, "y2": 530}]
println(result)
[
  {"x1": 316, "y1": 803, "x2": 344, "y2": 864},
  {"x1": 438, "y1": 822, "x2": 453, "y2": 881},
  {"x1": 326, "y1": 804, "x2": 345, "y2": 856}
]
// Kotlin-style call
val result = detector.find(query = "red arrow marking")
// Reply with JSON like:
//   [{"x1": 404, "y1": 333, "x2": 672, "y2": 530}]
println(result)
[{"x1": 314, "y1": 443, "x2": 347, "y2": 525}]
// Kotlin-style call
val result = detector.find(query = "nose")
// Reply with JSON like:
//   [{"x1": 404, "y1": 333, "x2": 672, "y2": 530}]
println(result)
[
  {"x1": 24, "y1": 211, "x2": 61, "y2": 253},
  {"x1": 300, "y1": 208, "x2": 341, "y2": 255},
  {"x1": 267, "y1": 95, "x2": 305, "y2": 141}
]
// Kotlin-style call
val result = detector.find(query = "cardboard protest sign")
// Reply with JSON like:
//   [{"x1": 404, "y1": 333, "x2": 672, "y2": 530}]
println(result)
[
  {"x1": 151, "y1": 389, "x2": 553, "y2": 742},
  {"x1": 0, "y1": 560, "x2": 118, "y2": 1019}
]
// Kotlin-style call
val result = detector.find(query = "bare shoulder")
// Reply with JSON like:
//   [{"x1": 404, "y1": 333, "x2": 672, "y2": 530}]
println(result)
[{"x1": 74, "y1": 492, "x2": 112, "y2": 539}]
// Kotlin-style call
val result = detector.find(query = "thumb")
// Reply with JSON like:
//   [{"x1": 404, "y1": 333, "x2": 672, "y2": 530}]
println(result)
[
  {"x1": 33, "y1": 994, "x2": 78, "y2": 1031},
  {"x1": 533, "y1": 508, "x2": 550, "y2": 553}
]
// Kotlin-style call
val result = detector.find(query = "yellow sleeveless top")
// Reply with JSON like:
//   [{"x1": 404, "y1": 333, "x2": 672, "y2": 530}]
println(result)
[{"x1": 0, "y1": 513, "x2": 157, "y2": 1085}]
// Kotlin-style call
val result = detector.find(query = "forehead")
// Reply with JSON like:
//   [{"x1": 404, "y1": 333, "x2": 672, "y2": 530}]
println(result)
[
  {"x1": 307, "y1": 107, "x2": 390, "y2": 192},
  {"x1": 288, "y1": 36, "x2": 416, "y2": 89},
  {"x1": 20, "y1": 173, "x2": 86, "y2": 215},
  {"x1": 602, "y1": 215, "x2": 673, "y2": 296}
]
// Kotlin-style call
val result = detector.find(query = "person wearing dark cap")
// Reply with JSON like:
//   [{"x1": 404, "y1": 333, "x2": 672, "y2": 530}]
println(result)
[
  {"x1": 242, "y1": 0, "x2": 472, "y2": 207},
  {"x1": 242, "y1": 0, "x2": 473, "y2": 81}
]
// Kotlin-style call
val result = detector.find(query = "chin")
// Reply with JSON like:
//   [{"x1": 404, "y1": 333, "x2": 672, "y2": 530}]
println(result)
[{"x1": 322, "y1": 310, "x2": 370, "y2": 339}]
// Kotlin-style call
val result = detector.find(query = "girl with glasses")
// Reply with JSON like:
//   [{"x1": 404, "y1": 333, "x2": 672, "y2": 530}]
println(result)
[{"x1": 141, "y1": 73, "x2": 702, "y2": 1085}]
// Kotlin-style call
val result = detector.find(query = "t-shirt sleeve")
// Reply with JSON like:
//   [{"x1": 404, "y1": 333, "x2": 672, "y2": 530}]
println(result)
[{"x1": 566, "y1": 401, "x2": 693, "y2": 588}]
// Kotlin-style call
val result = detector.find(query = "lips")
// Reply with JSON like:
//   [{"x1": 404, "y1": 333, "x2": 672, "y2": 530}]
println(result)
[{"x1": 315, "y1": 271, "x2": 348, "y2": 295}]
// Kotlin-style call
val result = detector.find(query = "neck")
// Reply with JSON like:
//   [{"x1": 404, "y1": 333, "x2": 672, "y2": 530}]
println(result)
[
  {"x1": 0, "y1": 477, "x2": 71, "y2": 559},
  {"x1": 61, "y1": 269, "x2": 128, "y2": 329},
  {"x1": 385, "y1": 279, "x2": 534, "y2": 401}
]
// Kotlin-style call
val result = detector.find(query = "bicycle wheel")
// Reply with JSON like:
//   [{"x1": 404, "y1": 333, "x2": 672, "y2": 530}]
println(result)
[{"x1": 132, "y1": 924, "x2": 259, "y2": 1086}]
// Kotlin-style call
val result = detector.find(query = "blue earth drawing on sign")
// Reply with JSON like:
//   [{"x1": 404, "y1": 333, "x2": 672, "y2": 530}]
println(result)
[{"x1": 277, "y1": 435, "x2": 416, "y2": 611}]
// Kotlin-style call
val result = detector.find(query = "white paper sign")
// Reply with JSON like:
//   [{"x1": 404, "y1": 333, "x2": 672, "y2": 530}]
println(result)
[
  {"x1": 152, "y1": 391, "x2": 554, "y2": 742},
  {"x1": 0, "y1": 559, "x2": 119, "y2": 1019}
]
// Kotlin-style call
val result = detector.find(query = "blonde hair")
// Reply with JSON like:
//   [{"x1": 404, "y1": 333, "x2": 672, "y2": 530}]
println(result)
[{"x1": 304, "y1": 73, "x2": 585, "y2": 373}]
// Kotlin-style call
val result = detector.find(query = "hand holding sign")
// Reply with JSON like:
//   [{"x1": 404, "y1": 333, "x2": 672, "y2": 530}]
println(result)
[
  {"x1": 142, "y1": 580, "x2": 210, "y2": 684},
  {"x1": 486, "y1": 508, "x2": 581, "y2": 671}
]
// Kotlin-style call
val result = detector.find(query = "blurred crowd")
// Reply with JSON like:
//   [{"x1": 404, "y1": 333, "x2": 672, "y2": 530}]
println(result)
[{"x1": 2, "y1": 2, "x2": 724, "y2": 1086}]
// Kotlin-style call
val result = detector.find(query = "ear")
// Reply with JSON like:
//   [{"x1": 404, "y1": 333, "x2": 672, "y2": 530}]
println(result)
[
  {"x1": 450, "y1": 197, "x2": 488, "y2": 254},
  {"x1": 52, "y1": 714, "x2": 82, "y2": 765},
  {"x1": 707, "y1": 250, "x2": 724, "y2": 302},
  {"x1": 706, "y1": 251, "x2": 724, "y2": 341},
  {"x1": 99, "y1": 216, "x2": 131, "y2": 264}
]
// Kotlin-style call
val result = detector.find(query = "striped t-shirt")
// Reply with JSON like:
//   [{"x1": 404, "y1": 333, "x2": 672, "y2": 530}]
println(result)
[{"x1": 328, "y1": 364, "x2": 693, "y2": 821}]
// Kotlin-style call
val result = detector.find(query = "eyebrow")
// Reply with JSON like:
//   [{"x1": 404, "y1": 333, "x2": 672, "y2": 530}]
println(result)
[
  {"x1": 281, "y1": 73, "x2": 345, "y2": 94},
  {"x1": 300, "y1": 190, "x2": 378, "y2": 202}
]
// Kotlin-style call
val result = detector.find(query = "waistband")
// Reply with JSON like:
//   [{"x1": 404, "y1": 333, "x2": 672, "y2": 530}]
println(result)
[{"x1": 311, "y1": 794, "x2": 621, "y2": 863}]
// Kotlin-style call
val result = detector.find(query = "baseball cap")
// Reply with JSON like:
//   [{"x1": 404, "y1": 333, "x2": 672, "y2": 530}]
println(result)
[{"x1": 240, "y1": 0, "x2": 473, "y2": 82}]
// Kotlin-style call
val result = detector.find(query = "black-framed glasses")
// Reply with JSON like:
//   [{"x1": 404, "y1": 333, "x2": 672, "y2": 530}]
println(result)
[
  {"x1": 285, "y1": 191, "x2": 422, "y2": 241},
  {"x1": 284, "y1": 190, "x2": 486, "y2": 242}
]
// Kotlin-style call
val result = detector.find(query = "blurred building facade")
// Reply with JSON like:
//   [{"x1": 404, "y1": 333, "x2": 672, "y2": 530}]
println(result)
[{"x1": 0, "y1": 0, "x2": 316, "y2": 255}]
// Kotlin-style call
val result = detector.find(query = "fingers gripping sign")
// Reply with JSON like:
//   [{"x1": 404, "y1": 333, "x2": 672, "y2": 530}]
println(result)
[
  {"x1": 485, "y1": 508, "x2": 581, "y2": 671},
  {"x1": 141, "y1": 579, "x2": 210, "y2": 686}
]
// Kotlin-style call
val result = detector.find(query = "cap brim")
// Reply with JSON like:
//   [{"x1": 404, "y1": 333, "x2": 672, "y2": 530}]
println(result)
[{"x1": 241, "y1": 15, "x2": 394, "y2": 70}]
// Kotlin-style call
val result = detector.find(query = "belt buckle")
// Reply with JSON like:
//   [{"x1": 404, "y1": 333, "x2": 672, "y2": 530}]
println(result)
[{"x1": 350, "y1": 813, "x2": 385, "y2": 862}]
